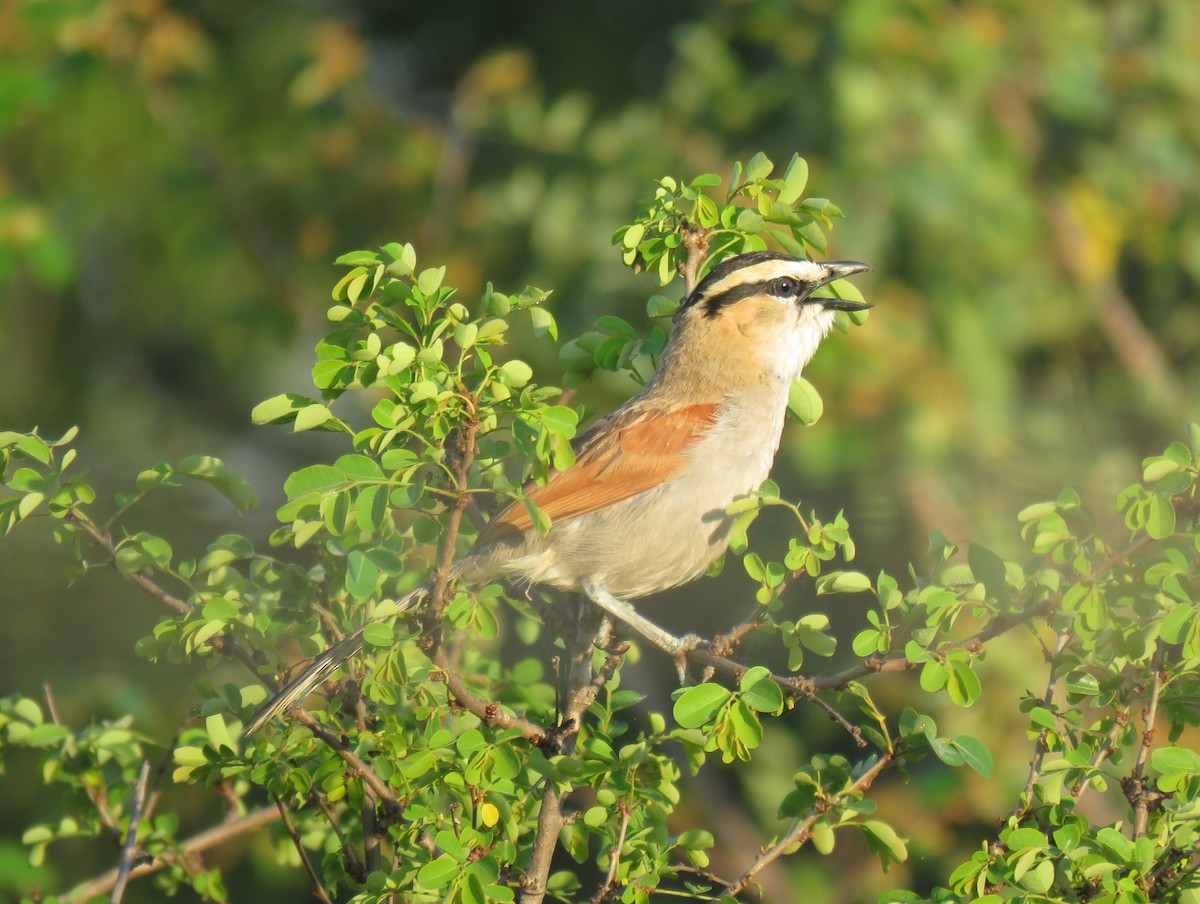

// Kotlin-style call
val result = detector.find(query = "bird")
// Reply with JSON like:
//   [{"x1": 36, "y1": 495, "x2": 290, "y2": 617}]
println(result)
[{"x1": 245, "y1": 251, "x2": 870, "y2": 734}]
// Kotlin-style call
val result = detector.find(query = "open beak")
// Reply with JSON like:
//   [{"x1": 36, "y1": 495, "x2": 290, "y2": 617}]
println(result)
[{"x1": 809, "y1": 261, "x2": 872, "y2": 311}]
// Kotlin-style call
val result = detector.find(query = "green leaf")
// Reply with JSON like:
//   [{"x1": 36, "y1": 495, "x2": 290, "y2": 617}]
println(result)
[
  {"x1": 967, "y1": 544, "x2": 1011, "y2": 606},
  {"x1": 293, "y1": 403, "x2": 333, "y2": 432},
  {"x1": 538, "y1": 406, "x2": 578, "y2": 437},
  {"x1": 177, "y1": 456, "x2": 258, "y2": 513},
  {"x1": 945, "y1": 659, "x2": 981, "y2": 706},
  {"x1": 861, "y1": 820, "x2": 908, "y2": 865},
  {"x1": 787, "y1": 378, "x2": 823, "y2": 425},
  {"x1": 744, "y1": 151, "x2": 774, "y2": 183},
  {"x1": 529, "y1": 305, "x2": 557, "y2": 340},
  {"x1": 740, "y1": 668, "x2": 783, "y2": 714},
  {"x1": 1151, "y1": 746, "x2": 1200, "y2": 774},
  {"x1": 284, "y1": 465, "x2": 346, "y2": 498},
  {"x1": 622, "y1": 223, "x2": 645, "y2": 250},
  {"x1": 252, "y1": 393, "x2": 317, "y2": 425},
  {"x1": 205, "y1": 713, "x2": 234, "y2": 751},
  {"x1": 778, "y1": 154, "x2": 809, "y2": 205},
  {"x1": 952, "y1": 736, "x2": 993, "y2": 776},
  {"x1": 346, "y1": 549, "x2": 379, "y2": 599},
  {"x1": 646, "y1": 294, "x2": 678, "y2": 318},
  {"x1": 1145, "y1": 494, "x2": 1176, "y2": 539},
  {"x1": 416, "y1": 266, "x2": 446, "y2": 296},
  {"x1": 819, "y1": 571, "x2": 872, "y2": 594},
  {"x1": 673, "y1": 683, "x2": 730, "y2": 728},
  {"x1": 417, "y1": 854, "x2": 460, "y2": 890},
  {"x1": 498, "y1": 360, "x2": 534, "y2": 387},
  {"x1": 335, "y1": 454, "x2": 384, "y2": 481}
]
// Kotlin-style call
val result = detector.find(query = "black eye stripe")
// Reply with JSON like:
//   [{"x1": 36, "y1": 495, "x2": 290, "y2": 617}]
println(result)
[{"x1": 696, "y1": 278, "x2": 809, "y2": 318}]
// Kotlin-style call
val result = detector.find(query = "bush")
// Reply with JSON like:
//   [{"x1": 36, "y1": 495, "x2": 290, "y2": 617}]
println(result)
[{"x1": 2, "y1": 155, "x2": 1198, "y2": 904}]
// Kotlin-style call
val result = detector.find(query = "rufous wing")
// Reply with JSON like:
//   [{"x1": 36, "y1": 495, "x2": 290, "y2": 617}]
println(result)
[{"x1": 476, "y1": 402, "x2": 718, "y2": 545}]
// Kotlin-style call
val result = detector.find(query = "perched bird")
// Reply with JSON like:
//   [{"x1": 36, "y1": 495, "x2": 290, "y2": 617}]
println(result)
[{"x1": 246, "y1": 251, "x2": 870, "y2": 733}]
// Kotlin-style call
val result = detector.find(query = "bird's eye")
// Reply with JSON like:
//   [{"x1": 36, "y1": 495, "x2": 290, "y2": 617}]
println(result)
[{"x1": 772, "y1": 277, "x2": 798, "y2": 296}]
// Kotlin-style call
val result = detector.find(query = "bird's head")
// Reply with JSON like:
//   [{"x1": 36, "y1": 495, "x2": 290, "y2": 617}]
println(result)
[{"x1": 672, "y1": 252, "x2": 872, "y2": 384}]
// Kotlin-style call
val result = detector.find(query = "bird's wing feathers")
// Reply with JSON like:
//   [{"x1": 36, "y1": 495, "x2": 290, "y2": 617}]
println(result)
[{"x1": 476, "y1": 402, "x2": 718, "y2": 545}]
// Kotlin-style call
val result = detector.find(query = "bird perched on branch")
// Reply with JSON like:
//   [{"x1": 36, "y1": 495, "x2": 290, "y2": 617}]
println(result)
[{"x1": 246, "y1": 251, "x2": 870, "y2": 734}]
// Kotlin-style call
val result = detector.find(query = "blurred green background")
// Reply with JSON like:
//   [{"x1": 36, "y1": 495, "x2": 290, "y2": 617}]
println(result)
[{"x1": 1, "y1": 0, "x2": 1197, "y2": 900}]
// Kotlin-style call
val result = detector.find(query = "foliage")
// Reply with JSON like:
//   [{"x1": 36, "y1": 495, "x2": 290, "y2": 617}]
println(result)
[{"x1": 1, "y1": 155, "x2": 1199, "y2": 904}]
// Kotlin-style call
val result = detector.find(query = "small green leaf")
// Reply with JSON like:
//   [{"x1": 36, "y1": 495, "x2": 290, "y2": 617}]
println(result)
[
  {"x1": 861, "y1": 820, "x2": 908, "y2": 865},
  {"x1": 293, "y1": 403, "x2": 333, "y2": 432},
  {"x1": 284, "y1": 465, "x2": 346, "y2": 498},
  {"x1": 416, "y1": 266, "x2": 446, "y2": 296},
  {"x1": 498, "y1": 360, "x2": 534, "y2": 387},
  {"x1": 177, "y1": 456, "x2": 258, "y2": 513},
  {"x1": 787, "y1": 378, "x2": 823, "y2": 425},
  {"x1": 417, "y1": 854, "x2": 460, "y2": 890},
  {"x1": 1146, "y1": 494, "x2": 1176, "y2": 539},
  {"x1": 952, "y1": 736, "x2": 993, "y2": 776},
  {"x1": 945, "y1": 659, "x2": 981, "y2": 706},
  {"x1": 529, "y1": 305, "x2": 557, "y2": 340},
  {"x1": 739, "y1": 667, "x2": 783, "y2": 714},
  {"x1": 673, "y1": 683, "x2": 730, "y2": 728},
  {"x1": 362, "y1": 621, "x2": 394, "y2": 648},
  {"x1": 778, "y1": 154, "x2": 809, "y2": 205},
  {"x1": 744, "y1": 151, "x2": 774, "y2": 183},
  {"x1": 646, "y1": 295, "x2": 678, "y2": 318},
  {"x1": 346, "y1": 549, "x2": 379, "y2": 599},
  {"x1": 819, "y1": 571, "x2": 872, "y2": 594}
]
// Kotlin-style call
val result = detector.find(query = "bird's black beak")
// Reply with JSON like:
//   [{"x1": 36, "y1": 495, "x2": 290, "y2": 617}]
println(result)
[{"x1": 809, "y1": 261, "x2": 872, "y2": 311}]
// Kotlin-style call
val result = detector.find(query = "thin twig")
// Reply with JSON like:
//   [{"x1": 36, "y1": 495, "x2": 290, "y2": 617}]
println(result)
[
  {"x1": 274, "y1": 795, "x2": 334, "y2": 904},
  {"x1": 67, "y1": 807, "x2": 281, "y2": 903},
  {"x1": 433, "y1": 648, "x2": 549, "y2": 744},
  {"x1": 1130, "y1": 662, "x2": 1164, "y2": 839},
  {"x1": 591, "y1": 802, "x2": 632, "y2": 903},
  {"x1": 110, "y1": 760, "x2": 152, "y2": 904},
  {"x1": 43, "y1": 683, "x2": 124, "y2": 841},
  {"x1": 1014, "y1": 631, "x2": 1071, "y2": 815},
  {"x1": 725, "y1": 749, "x2": 897, "y2": 897},
  {"x1": 292, "y1": 712, "x2": 404, "y2": 821},
  {"x1": 66, "y1": 511, "x2": 192, "y2": 616}
]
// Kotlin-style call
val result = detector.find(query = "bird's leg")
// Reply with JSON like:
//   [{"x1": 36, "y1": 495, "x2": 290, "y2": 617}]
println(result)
[{"x1": 581, "y1": 580, "x2": 703, "y2": 683}]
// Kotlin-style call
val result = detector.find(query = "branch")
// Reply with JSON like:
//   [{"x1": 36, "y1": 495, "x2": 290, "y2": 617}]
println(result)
[
  {"x1": 274, "y1": 795, "x2": 334, "y2": 904},
  {"x1": 1014, "y1": 631, "x2": 1071, "y2": 816},
  {"x1": 681, "y1": 227, "x2": 711, "y2": 296},
  {"x1": 110, "y1": 761, "x2": 152, "y2": 904},
  {"x1": 293, "y1": 711, "x2": 404, "y2": 822},
  {"x1": 43, "y1": 683, "x2": 125, "y2": 841},
  {"x1": 67, "y1": 511, "x2": 192, "y2": 616},
  {"x1": 66, "y1": 807, "x2": 281, "y2": 903},
  {"x1": 433, "y1": 649, "x2": 549, "y2": 745},
  {"x1": 725, "y1": 749, "x2": 897, "y2": 896},
  {"x1": 590, "y1": 801, "x2": 632, "y2": 904},
  {"x1": 1129, "y1": 662, "x2": 1164, "y2": 839},
  {"x1": 520, "y1": 601, "x2": 607, "y2": 904}
]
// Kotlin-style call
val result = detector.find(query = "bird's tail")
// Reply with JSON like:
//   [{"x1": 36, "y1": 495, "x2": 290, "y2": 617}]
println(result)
[{"x1": 243, "y1": 578, "x2": 433, "y2": 735}]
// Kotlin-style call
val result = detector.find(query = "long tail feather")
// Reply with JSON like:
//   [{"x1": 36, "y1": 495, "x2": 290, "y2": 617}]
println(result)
[{"x1": 243, "y1": 579, "x2": 433, "y2": 735}]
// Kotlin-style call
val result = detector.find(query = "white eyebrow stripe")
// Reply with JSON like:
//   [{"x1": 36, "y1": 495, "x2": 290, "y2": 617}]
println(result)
[{"x1": 704, "y1": 259, "x2": 822, "y2": 293}]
